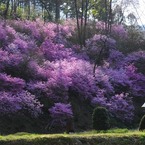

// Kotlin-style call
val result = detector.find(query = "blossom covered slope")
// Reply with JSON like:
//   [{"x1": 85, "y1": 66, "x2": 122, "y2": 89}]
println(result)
[{"x1": 0, "y1": 19, "x2": 145, "y2": 131}]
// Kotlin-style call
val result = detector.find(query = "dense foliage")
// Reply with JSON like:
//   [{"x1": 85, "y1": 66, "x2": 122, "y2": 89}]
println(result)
[{"x1": 0, "y1": 19, "x2": 145, "y2": 133}]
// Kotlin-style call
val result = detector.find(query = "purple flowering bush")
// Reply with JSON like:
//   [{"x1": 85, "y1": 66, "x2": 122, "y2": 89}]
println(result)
[
  {"x1": 49, "y1": 103, "x2": 73, "y2": 126},
  {"x1": 0, "y1": 19, "x2": 145, "y2": 132},
  {"x1": 85, "y1": 34, "x2": 116, "y2": 61},
  {"x1": 0, "y1": 91, "x2": 42, "y2": 117}
]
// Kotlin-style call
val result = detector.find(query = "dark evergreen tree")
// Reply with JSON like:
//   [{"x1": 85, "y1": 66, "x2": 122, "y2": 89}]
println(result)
[
  {"x1": 92, "y1": 107, "x2": 110, "y2": 130},
  {"x1": 139, "y1": 115, "x2": 145, "y2": 131}
]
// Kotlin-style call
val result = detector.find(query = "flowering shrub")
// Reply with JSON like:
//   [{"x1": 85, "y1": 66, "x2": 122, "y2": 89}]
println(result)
[
  {"x1": 125, "y1": 64, "x2": 145, "y2": 97},
  {"x1": 41, "y1": 39, "x2": 73, "y2": 61},
  {"x1": 108, "y1": 49, "x2": 125, "y2": 68},
  {"x1": 124, "y1": 51, "x2": 145, "y2": 66},
  {"x1": 85, "y1": 34, "x2": 116, "y2": 61},
  {"x1": 111, "y1": 24, "x2": 128, "y2": 40},
  {"x1": 108, "y1": 93, "x2": 134, "y2": 122},
  {"x1": 0, "y1": 73, "x2": 25, "y2": 91},
  {"x1": 0, "y1": 91, "x2": 42, "y2": 117},
  {"x1": 49, "y1": 103, "x2": 73, "y2": 125}
]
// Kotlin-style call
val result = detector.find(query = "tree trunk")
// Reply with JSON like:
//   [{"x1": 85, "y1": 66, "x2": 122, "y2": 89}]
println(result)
[
  {"x1": 55, "y1": 0, "x2": 60, "y2": 22},
  {"x1": 4, "y1": 0, "x2": 10, "y2": 19}
]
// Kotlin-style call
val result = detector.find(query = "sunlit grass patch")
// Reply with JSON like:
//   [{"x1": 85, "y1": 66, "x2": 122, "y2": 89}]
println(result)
[{"x1": 1, "y1": 129, "x2": 145, "y2": 145}]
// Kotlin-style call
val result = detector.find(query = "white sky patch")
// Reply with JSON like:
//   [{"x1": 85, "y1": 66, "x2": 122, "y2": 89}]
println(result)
[
  {"x1": 142, "y1": 103, "x2": 145, "y2": 107},
  {"x1": 138, "y1": 0, "x2": 145, "y2": 25},
  {"x1": 113, "y1": 0, "x2": 145, "y2": 25}
]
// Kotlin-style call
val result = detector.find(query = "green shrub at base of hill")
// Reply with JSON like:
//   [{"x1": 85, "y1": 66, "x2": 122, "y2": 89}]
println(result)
[
  {"x1": 92, "y1": 107, "x2": 110, "y2": 130},
  {"x1": 139, "y1": 115, "x2": 145, "y2": 131}
]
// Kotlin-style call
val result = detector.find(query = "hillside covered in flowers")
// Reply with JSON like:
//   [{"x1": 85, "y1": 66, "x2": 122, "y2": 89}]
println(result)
[{"x1": 1, "y1": 19, "x2": 145, "y2": 133}]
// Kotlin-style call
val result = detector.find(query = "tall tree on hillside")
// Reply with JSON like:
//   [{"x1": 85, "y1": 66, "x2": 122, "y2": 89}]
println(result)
[
  {"x1": 74, "y1": 0, "x2": 89, "y2": 47},
  {"x1": 39, "y1": 0, "x2": 53, "y2": 21},
  {"x1": 1, "y1": 0, "x2": 10, "y2": 19},
  {"x1": 38, "y1": 0, "x2": 64, "y2": 22}
]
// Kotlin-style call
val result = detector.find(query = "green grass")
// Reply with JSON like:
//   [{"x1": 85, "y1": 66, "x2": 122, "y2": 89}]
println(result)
[{"x1": 1, "y1": 129, "x2": 145, "y2": 145}]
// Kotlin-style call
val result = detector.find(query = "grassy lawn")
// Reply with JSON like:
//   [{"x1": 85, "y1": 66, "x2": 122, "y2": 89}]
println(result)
[{"x1": 1, "y1": 129, "x2": 145, "y2": 145}]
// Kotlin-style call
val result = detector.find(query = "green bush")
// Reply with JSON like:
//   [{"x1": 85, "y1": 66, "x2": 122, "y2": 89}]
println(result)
[
  {"x1": 139, "y1": 115, "x2": 145, "y2": 131},
  {"x1": 92, "y1": 107, "x2": 110, "y2": 130}
]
